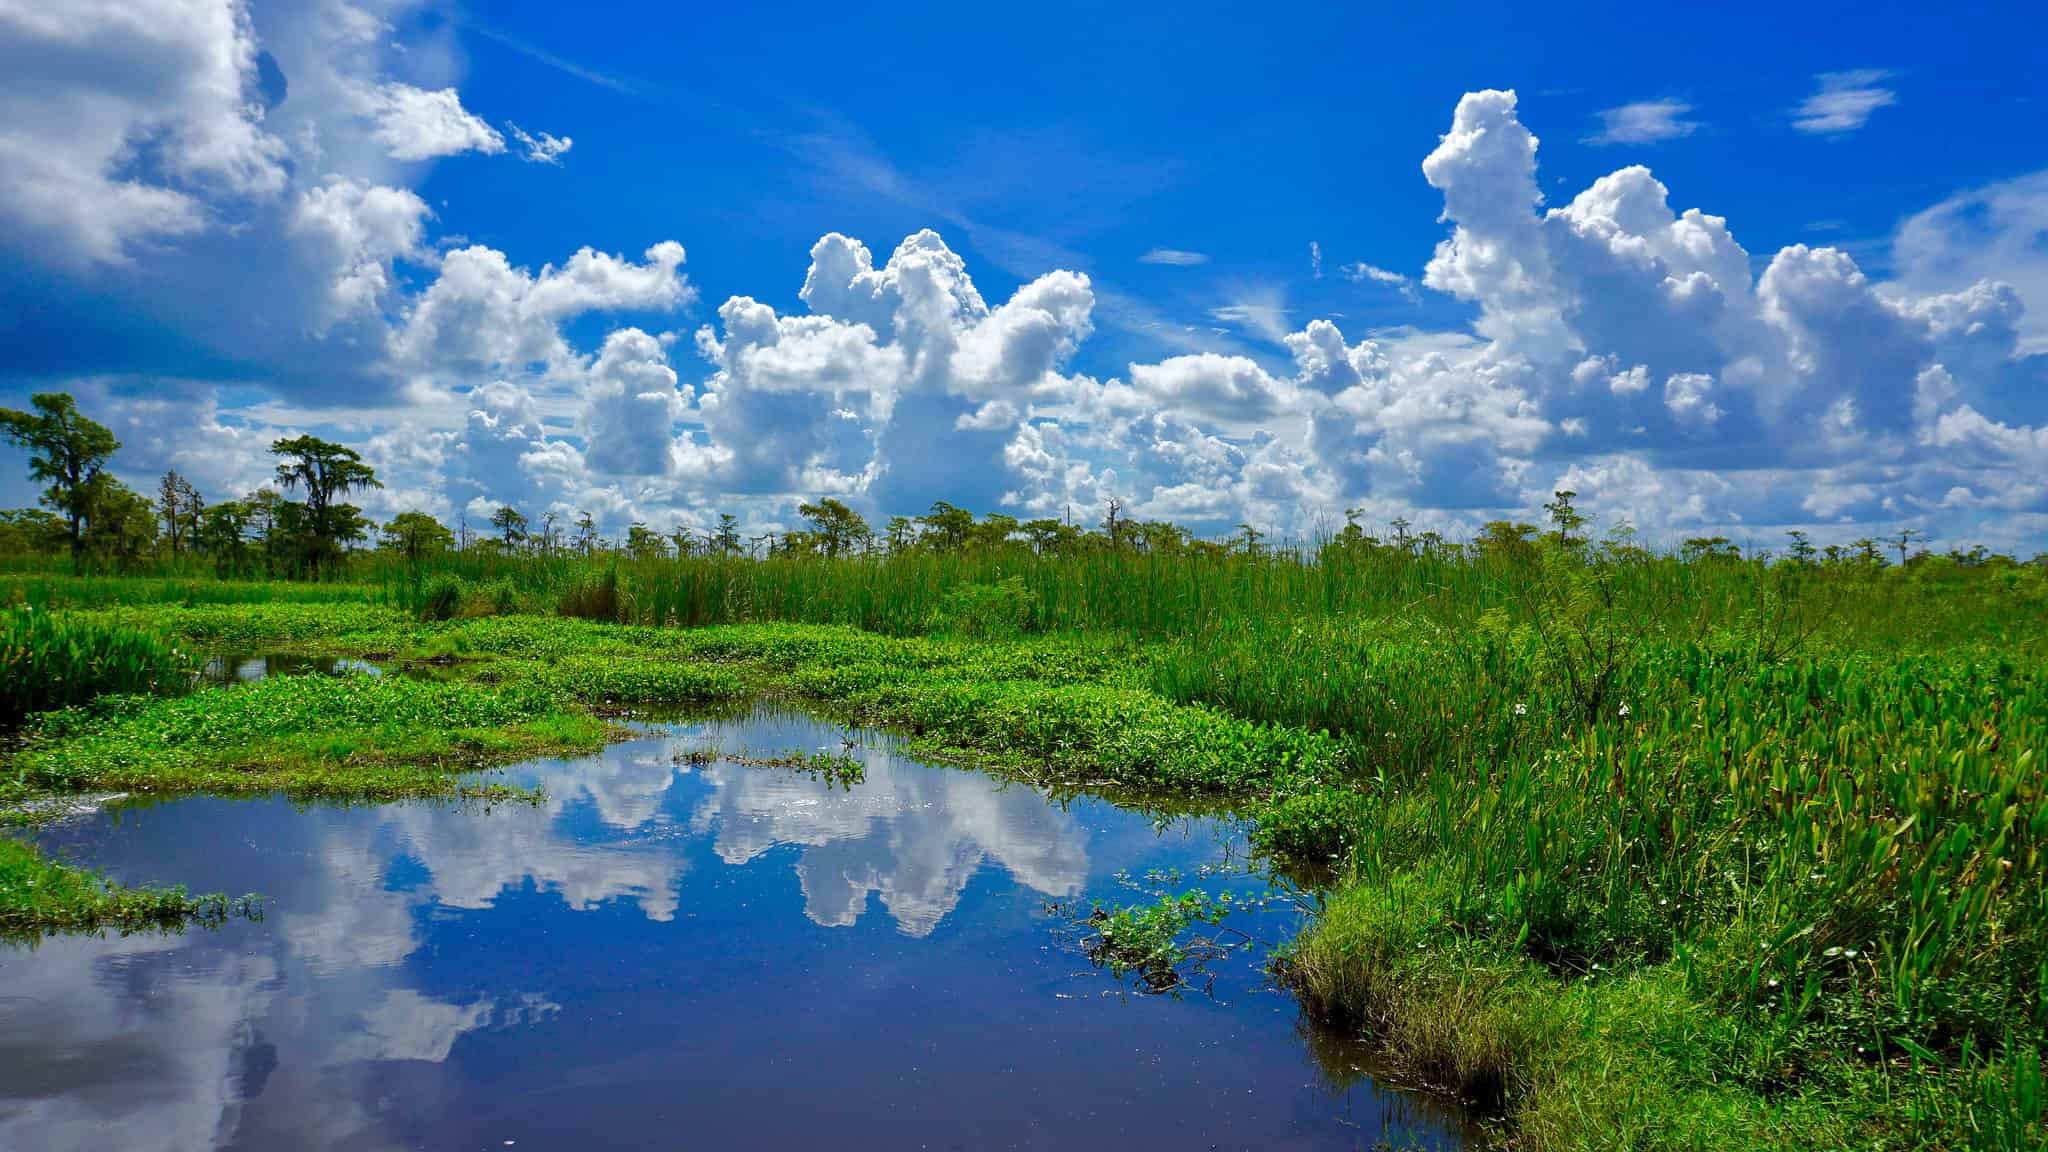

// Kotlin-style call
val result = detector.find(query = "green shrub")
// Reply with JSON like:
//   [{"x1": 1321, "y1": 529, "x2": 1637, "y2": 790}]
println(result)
[
  {"x1": 418, "y1": 574, "x2": 466, "y2": 621},
  {"x1": 930, "y1": 576, "x2": 1036, "y2": 636}
]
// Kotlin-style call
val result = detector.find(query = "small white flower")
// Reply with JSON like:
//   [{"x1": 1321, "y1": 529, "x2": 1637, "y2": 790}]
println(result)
[
  {"x1": 1618, "y1": 703, "x2": 1631, "y2": 718},
  {"x1": 1514, "y1": 703, "x2": 1528, "y2": 716}
]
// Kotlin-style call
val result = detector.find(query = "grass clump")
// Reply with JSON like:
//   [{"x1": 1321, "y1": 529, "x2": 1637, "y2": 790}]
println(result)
[
  {"x1": 0, "y1": 836, "x2": 256, "y2": 944},
  {"x1": 1, "y1": 604, "x2": 192, "y2": 726}
]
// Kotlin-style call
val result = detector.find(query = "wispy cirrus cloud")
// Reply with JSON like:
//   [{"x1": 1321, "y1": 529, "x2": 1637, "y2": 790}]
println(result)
[
  {"x1": 1586, "y1": 99, "x2": 1699, "y2": 145},
  {"x1": 1793, "y1": 70, "x2": 1896, "y2": 134},
  {"x1": 1139, "y1": 247, "x2": 1208, "y2": 266},
  {"x1": 508, "y1": 122, "x2": 573, "y2": 165},
  {"x1": 1342, "y1": 261, "x2": 1419, "y2": 303}
]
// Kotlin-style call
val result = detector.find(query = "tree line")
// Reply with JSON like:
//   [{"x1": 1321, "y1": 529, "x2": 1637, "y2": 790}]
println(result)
[
  {"x1": 2, "y1": 394, "x2": 379, "y2": 577},
  {"x1": 5, "y1": 391, "x2": 2041, "y2": 576}
]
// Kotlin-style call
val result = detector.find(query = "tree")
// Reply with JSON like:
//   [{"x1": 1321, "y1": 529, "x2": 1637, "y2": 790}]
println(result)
[
  {"x1": 83, "y1": 478, "x2": 157, "y2": 566},
  {"x1": 797, "y1": 497, "x2": 872, "y2": 558},
  {"x1": 1542, "y1": 489, "x2": 1589, "y2": 550},
  {"x1": 713, "y1": 513, "x2": 742, "y2": 556},
  {"x1": 1388, "y1": 516, "x2": 1414, "y2": 552},
  {"x1": 1232, "y1": 523, "x2": 1266, "y2": 557},
  {"x1": 0, "y1": 393, "x2": 121, "y2": 564},
  {"x1": 976, "y1": 512, "x2": 1020, "y2": 551},
  {"x1": 1101, "y1": 498, "x2": 1127, "y2": 549},
  {"x1": 1135, "y1": 520, "x2": 1185, "y2": 555},
  {"x1": 1681, "y1": 535, "x2": 1738, "y2": 562},
  {"x1": 1476, "y1": 520, "x2": 1539, "y2": 564},
  {"x1": 917, "y1": 501, "x2": 974, "y2": 552},
  {"x1": 0, "y1": 508, "x2": 64, "y2": 555},
  {"x1": 1889, "y1": 527, "x2": 1922, "y2": 567},
  {"x1": 156, "y1": 470, "x2": 202, "y2": 557},
  {"x1": 271, "y1": 436, "x2": 381, "y2": 577},
  {"x1": 200, "y1": 500, "x2": 256, "y2": 575},
  {"x1": 540, "y1": 511, "x2": 561, "y2": 556},
  {"x1": 1784, "y1": 530, "x2": 1816, "y2": 566},
  {"x1": 1021, "y1": 518, "x2": 1067, "y2": 555},
  {"x1": 626, "y1": 522, "x2": 667, "y2": 560},
  {"x1": 574, "y1": 511, "x2": 599, "y2": 555},
  {"x1": 490, "y1": 505, "x2": 529, "y2": 551},
  {"x1": 381, "y1": 511, "x2": 453, "y2": 564},
  {"x1": 158, "y1": 471, "x2": 185, "y2": 556},
  {"x1": 885, "y1": 516, "x2": 917, "y2": 553}
]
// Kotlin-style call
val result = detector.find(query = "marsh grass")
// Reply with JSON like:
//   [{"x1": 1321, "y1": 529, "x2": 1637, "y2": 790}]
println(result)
[
  {"x1": 2, "y1": 604, "x2": 192, "y2": 726},
  {"x1": 0, "y1": 835, "x2": 257, "y2": 944},
  {"x1": 366, "y1": 541, "x2": 2048, "y2": 650}
]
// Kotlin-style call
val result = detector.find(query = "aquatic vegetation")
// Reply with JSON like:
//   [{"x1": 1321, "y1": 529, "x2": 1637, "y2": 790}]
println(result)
[
  {"x1": 1057, "y1": 889, "x2": 1247, "y2": 995},
  {"x1": 0, "y1": 836, "x2": 257, "y2": 944},
  {"x1": 1, "y1": 604, "x2": 192, "y2": 726},
  {"x1": 6, "y1": 672, "x2": 603, "y2": 802},
  {"x1": 525, "y1": 655, "x2": 749, "y2": 706},
  {"x1": 727, "y1": 748, "x2": 867, "y2": 787}
]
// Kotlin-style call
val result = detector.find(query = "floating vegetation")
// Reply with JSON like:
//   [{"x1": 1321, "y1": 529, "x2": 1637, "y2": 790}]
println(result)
[
  {"x1": 725, "y1": 747, "x2": 867, "y2": 788},
  {"x1": 1051, "y1": 890, "x2": 1252, "y2": 996}
]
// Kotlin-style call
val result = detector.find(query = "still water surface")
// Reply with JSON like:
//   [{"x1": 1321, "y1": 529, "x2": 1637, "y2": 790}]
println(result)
[{"x1": 3, "y1": 703, "x2": 1470, "y2": 1150}]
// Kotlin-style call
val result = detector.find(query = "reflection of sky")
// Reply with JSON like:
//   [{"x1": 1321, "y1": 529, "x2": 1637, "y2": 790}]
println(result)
[{"x1": 0, "y1": 706, "x2": 1471, "y2": 1152}]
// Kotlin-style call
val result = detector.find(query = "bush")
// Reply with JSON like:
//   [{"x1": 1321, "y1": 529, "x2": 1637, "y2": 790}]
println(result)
[
  {"x1": 930, "y1": 576, "x2": 1036, "y2": 636},
  {"x1": 418, "y1": 574, "x2": 466, "y2": 621}
]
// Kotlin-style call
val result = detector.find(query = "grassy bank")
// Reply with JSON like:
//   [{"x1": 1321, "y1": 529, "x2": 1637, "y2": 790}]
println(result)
[{"x1": 3, "y1": 556, "x2": 2043, "y2": 1149}]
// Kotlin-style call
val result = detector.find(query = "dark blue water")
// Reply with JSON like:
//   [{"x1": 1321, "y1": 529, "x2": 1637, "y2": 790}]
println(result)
[{"x1": 2, "y1": 704, "x2": 1472, "y2": 1151}]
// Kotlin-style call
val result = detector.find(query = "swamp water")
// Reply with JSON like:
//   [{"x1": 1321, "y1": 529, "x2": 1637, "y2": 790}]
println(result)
[{"x1": 3, "y1": 703, "x2": 1473, "y2": 1150}]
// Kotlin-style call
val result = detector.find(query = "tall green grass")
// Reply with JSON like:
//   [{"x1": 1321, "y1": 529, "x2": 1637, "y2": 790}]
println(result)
[
  {"x1": 2, "y1": 573, "x2": 384, "y2": 610},
  {"x1": 1160, "y1": 557, "x2": 2048, "y2": 1149},
  {"x1": 1, "y1": 605, "x2": 192, "y2": 726},
  {"x1": 363, "y1": 545, "x2": 2046, "y2": 648}
]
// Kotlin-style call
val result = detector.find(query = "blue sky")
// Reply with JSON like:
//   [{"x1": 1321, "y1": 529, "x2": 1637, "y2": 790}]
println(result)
[{"x1": 3, "y1": 0, "x2": 2045, "y2": 548}]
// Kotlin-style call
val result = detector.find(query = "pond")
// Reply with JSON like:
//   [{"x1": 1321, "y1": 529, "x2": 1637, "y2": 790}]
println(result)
[{"x1": 2, "y1": 703, "x2": 1475, "y2": 1150}]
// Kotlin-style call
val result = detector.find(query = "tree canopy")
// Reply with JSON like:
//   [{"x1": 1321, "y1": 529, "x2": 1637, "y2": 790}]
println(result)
[{"x1": 0, "y1": 393, "x2": 121, "y2": 561}]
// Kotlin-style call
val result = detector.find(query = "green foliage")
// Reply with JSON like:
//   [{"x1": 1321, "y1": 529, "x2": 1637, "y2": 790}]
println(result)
[
  {"x1": 1, "y1": 605, "x2": 191, "y2": 726},
  {"x1": 526, "y1": 655, "x2": 747, "y2": 706},
  {"x1": 558, "y1": 566, "x2": 623, "y2": 621},
  {"x1": 796, "y1": 496, "x2": 872, "y2": 557},
  {"x1": 381, "y1": 510, "x2": 454, "y2": 563},
  {"x1": 269, "y1": 434, "x2": 381, "y2": 578},
  {"x1": 1079, "y1": 890, "x2": 1239, "y2": 993},
  {"x1": 0, "y1": 392, "x2": 121, "y2": 562},
  {"x1": 0, "y1": 836, "x2": 256, "y2": 943},
  {"x1": 418, "y1": 573, "x2": 466, "y2": 621},
  {"x1": 6, "y1": 671, "x2": 593, "y2": 801},
  {"x1": 930, "y1": 576, "x2": 1037, "y2": 636}
]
